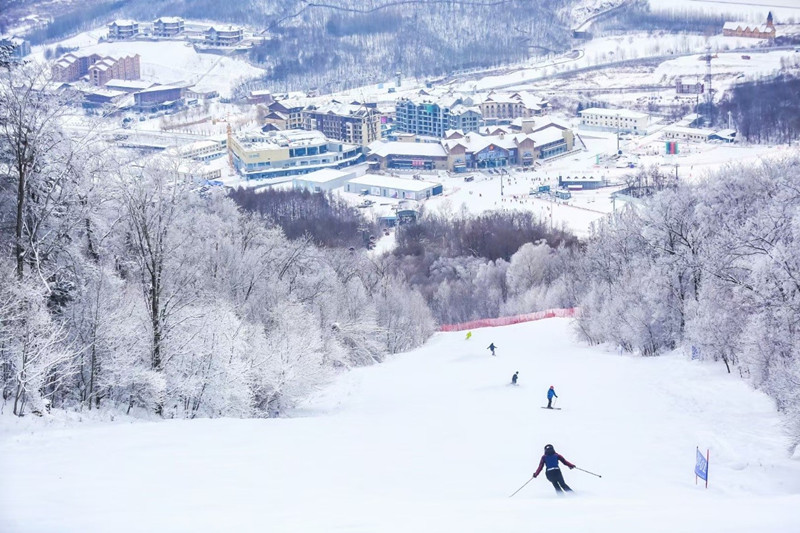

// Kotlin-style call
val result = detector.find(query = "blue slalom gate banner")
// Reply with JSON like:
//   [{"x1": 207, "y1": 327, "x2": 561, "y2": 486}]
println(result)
[{"x1": 695, "y1": 447, "x2": 709, "y2": 488}]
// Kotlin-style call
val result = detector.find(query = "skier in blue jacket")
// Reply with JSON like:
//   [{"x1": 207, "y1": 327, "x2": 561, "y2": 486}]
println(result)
[
  {"x1": 547, "y1": 385, "x2": 558, "y2": 408},
  {"x1": 533, "y1": 444, "x2": 575, "y2": 493}
]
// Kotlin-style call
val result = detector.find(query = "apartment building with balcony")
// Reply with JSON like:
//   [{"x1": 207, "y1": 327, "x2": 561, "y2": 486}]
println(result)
[
  {"x1": 204, "y1": 26, "x2": 244, "y2": 47},
  {"x1": 395, "y1": 95, "x2": 482, "y2": 138},
  {"x1": 107, "y1": 20, "x2": 139, "y2": 40},
  {"x1": 303, "y1": 102, "x2": 382, "y2": 146},
  {"x1": 153, "y1": 17, "x2": 185, "y2": 37}
]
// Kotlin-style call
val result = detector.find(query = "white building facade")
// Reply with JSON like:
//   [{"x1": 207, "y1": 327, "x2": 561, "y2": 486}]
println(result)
[{"x1": 579, "y1": 108, "x2": 649, "y2": 135}]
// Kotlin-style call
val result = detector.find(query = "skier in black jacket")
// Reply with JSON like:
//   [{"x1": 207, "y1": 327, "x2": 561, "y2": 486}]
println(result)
[
  {"x1": 511, "y1": 371, "x2": 519, "y2": 385},
  {"x1": 533, "y1": 444, "x2": 575, "y2": 493},
  {"x1": 488, "y1": 343, "x2": 497, "y2": 356}
]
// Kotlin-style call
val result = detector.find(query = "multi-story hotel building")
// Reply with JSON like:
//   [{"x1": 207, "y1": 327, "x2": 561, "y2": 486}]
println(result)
[
  {"x1": 479, "y1": 91, "x2": 549, "y2": 122},
  {"x1": 228, "y1": 129, "x2": 363, "y2": 180},
  {"x1": 88, "y1": 55, "x2": 141, "y2": 86},
  {"x1": 303, "y1": 102, "x2": 382, "y2": 146},
  {"x1": 395, "y1": 96, "x2": 482, "y2": 137},
  {"x1": 51, "y1": 53, "x2": 140, "y2": 85}
]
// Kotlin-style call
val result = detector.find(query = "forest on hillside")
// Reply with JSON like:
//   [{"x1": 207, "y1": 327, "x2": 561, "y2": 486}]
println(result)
[
  {"x1": 719, "y1": 73, "x2": 800, "y2": 144},
  {"x1": 7, "y1": 0, "x2": 575, "y2": 92}
]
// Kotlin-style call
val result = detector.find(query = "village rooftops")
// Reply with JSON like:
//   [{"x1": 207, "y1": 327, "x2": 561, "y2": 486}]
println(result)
[
  {"x1": 136, "y1": 83, "x2": 189, "y2": 94},
  {"x1": 723, "y1": 22, "x2": 774, "y2": 33},
  {"x1": 234, "y1": 129, "x2": 342, "y2": 150},
  {"x1": 110, "y1": 20, "x2": 138, "y2": 26},
  {"x1": 397, "y1": 94, "x2": 465, "y2": 109},
  {"x1": 530, "y1": 126, "x2": 567, "y2": 146},
  {"x1": 165, "y1": 139, "x2": 223, "y2": 156},
  {"x1": 664, "y1": 125, "x2": 715, "y2": 136},
  {"x1": 104, "y1": 79, "x2": 155, "y2": 91},
  {"x1": 309, "y1": 101, "x2": 376, "y2": 116},
  {"x1": 154, "y1": 17, "x2": 184, "y2": 23},
  {"x1": 368, "y1": 140, "x2": 448, "y2": 158},
  {"x1": 296, "y1": 168, "x2": 353, "y2": 184},
  {"x1": 580, "y1": 107, "x2": 649, "y2": 119},
  {"x1": 81, "y1": 87, "x2": 127, "y2": 97}
]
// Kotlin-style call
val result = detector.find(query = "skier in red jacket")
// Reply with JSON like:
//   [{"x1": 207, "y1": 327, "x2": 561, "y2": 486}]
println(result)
[{"x1": 533, "y1": 444, "x2": 575, "y2": 493}]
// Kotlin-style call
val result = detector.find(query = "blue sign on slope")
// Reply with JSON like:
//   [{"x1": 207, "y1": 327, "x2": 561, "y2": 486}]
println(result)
[{"x1": 695, "y1": 448, "x2": 708, "y2": 482}]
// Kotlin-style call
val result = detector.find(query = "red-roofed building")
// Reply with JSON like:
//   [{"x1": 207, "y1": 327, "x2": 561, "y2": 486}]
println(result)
[{"x1": 723, "y1": 12, "x2": 775, "y2": 39}]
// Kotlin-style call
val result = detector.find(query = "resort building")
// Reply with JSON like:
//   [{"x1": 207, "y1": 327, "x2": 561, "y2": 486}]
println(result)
[
  {"x1": 204, "y1": 26, "x2": 244, "y2": 47},
  {"x1": 107, "y1": 20, "x2": 140, "y2": 40},
  {"x1": 367, "y1": 123, "x2": 575, "y2": 172},
  {"x1": 153, "y1": 17, "x2": 185, "y2": 37},
  {"x1": 88, "y1": 55, "x2": 141, "y2": 87},
  {"x1": 267, "y1": 99, "x2": 306, "y2": 130},
  {"x1": 579, "y1": 107, "x2": 649, "y2": 135},
  {"x1": 303, "y1": 101, "x2": 382, "y2": 146},
  {"x1": 394, "y1": 95, "x2": 482, "y2": 137},
  {"x1": 722, "y1": 12, "x2": 776, "y2": 39},
  {"x1": 479, "y1": 91, "x2": 548, "y2": 123},
  {"x1": 228, "y1": 129, "x2": 363, "y2": 180},
  {"x1": 51, "y1": 53, "x2": 140, "y2": 85},
  {"x1": 344, "y1": 174, "x2": 442, "y2": 200},
  {"x1": 292, "y1": 168, "x2": 356, "y2": 193}
]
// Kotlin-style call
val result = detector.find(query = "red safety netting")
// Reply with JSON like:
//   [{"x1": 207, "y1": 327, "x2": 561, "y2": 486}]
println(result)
[{"x1": 439, "y1": 307, "x2": 578, "y2": 332}]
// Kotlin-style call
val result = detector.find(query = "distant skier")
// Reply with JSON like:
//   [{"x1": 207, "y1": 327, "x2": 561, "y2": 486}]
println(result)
[
  {"x1": 533, "y1": 444, "x2": 575, "y2": 494},
  {"x1": 511, "y1": 371, "x2": 519, "y2": 385},
  {"x1": 488, "y1": 343, "x2": 497, "y2": 356},
  {"x1": 547, "y1": 385, "x2": 558, "y2": 408},
  {"x1": 465, "y1": 331, "x2": 472, "y2": 341}
]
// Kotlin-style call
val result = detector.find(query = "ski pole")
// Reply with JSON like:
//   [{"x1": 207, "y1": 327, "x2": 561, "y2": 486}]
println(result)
[
  {"x1": 574, "y1": 466, "x2": 602, "y2": 478},
  {"x1": 509, "y1": 476, "x2": 534, "y2": 498}
]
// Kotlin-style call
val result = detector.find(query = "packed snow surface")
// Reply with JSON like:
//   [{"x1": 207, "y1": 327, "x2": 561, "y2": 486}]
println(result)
[{"x1": 2, "y1": 318, "x2": 799, "y2": 532}]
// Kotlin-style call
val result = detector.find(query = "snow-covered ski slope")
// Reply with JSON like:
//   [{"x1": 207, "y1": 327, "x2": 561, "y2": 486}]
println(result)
[{"x1": 2, "y1": 318, "x2": 799, "y2": 532}]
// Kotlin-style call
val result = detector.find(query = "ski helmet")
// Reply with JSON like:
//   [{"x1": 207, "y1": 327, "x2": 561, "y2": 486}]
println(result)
[
  {"x1": 544, "y1": 444, "x2": 555, "y2": 455},
  {"x1": 549, "y1": 386, "x2": 554, "y2": 389}
]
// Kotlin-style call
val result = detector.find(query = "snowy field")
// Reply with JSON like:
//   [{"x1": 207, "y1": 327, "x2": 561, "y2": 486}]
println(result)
[
  {"x1": 654, "y1": 50, "x2": 798, "y2": 83},
  {"x1": 461, "y1": 32, "x2": 766, "y2": 94},
  {"x1": 1, "y1": 318, "x2": 799, "y2": 532},
  {"x1": 34, "y1": 35, "x2": 265, "y2": 98}
]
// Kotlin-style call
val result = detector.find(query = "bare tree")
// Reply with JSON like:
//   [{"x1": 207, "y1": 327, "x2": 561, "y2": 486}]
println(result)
[
  {"x1": 117, "y1": 158, "x2": 199, "y2": 413},
  {"x1": 0, "y1": 62, "x2": 75, "y2": 282}
]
